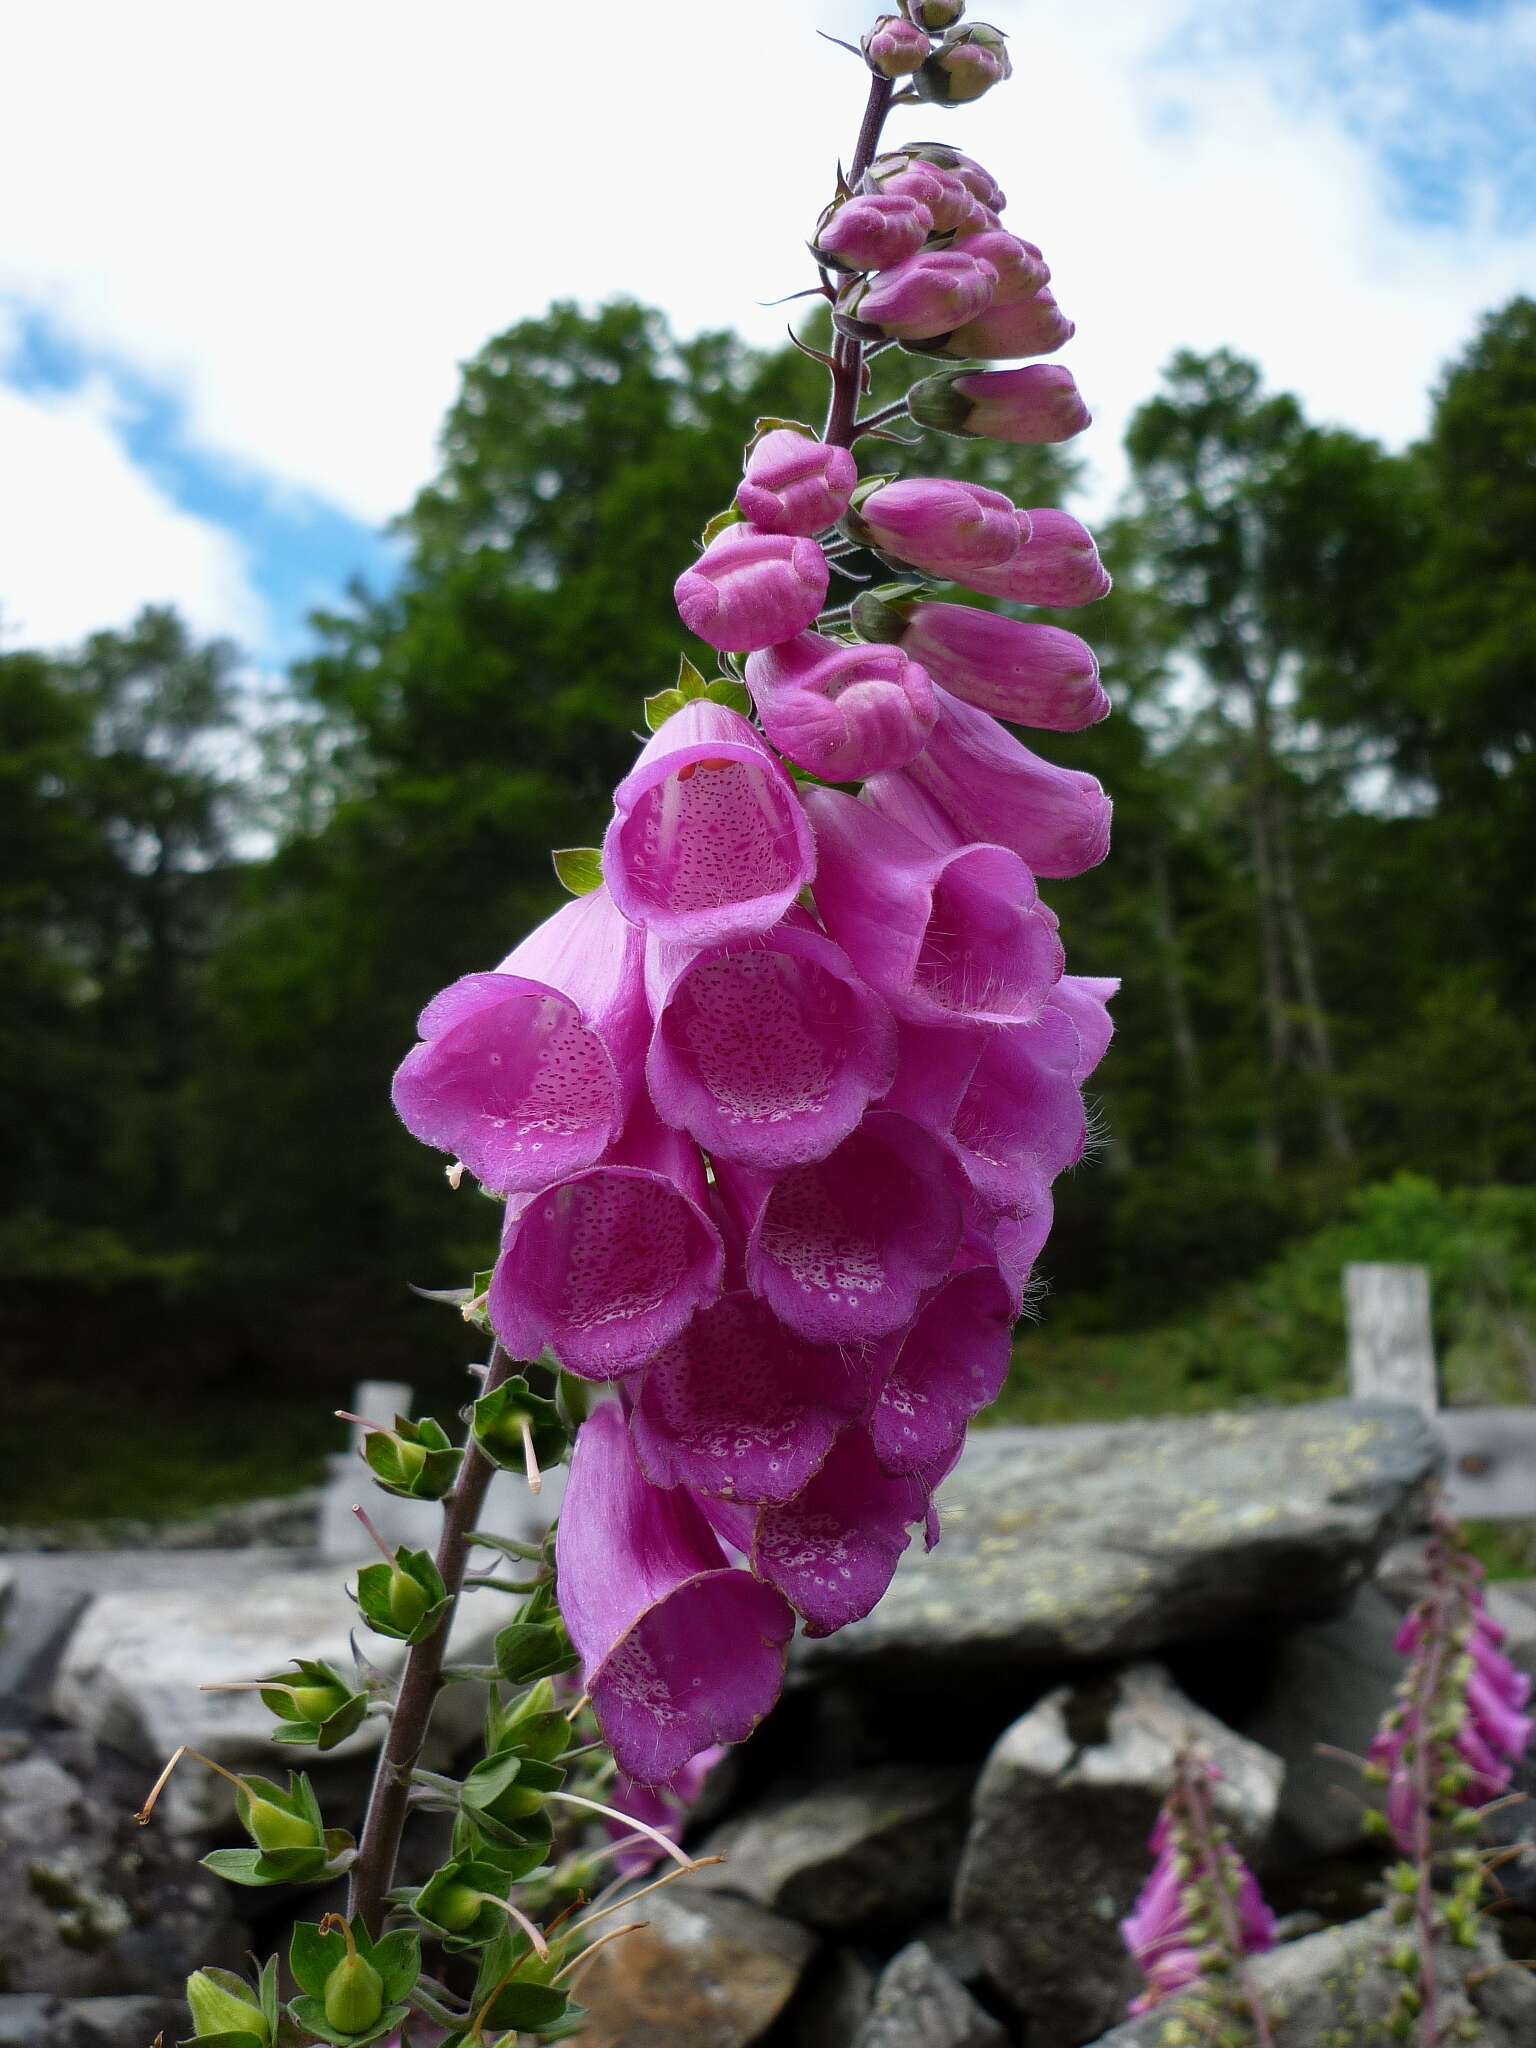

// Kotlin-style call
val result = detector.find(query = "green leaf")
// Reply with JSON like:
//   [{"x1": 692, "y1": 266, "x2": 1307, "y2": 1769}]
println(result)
[
  {"x1": 180, "y1": 2033, "x2": 266, "y2": 2047},
  {"x1": 478, "y1": 1981, "x2": 573, "y2": 2031},
  {"x1": 642, "y1": 687, "x2": 688, "y2": 732},
  {"x1": 551, "y1": 846, "x2": 603, "y2": 897},
  {"x1": 493, "y1": 1622, "x2": 577, "y2": 1684},
  {"x1": 289, "y1": 1919, "x2": 347, "y2": 1998}
]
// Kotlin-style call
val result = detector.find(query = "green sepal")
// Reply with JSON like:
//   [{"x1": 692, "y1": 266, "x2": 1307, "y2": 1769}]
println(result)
[
  {"x1": 701, "y1": 676, "x2": 752, "y2": 716},
  {"x1": 495, "y1": 1621, "x2": 579, "y2": 1684},
  {"x1": 355, "y1": 1546, "x2": 451, "y2": 1645},
  {"x1": 201, "y1": 1846, "x2": 326, "y2": 1888},
  {"x1": 485, "y1": 1680, "x2": 567, "y2": 1762},
  {"x1": 476, "y1": 1982, "x2": 577, "y2": 2033},
  {"x1": 285, "y1": 1997, "x2": 408, "y2": 2048},
  {"x1": 404, "y1": 1853, "x2": 519, "y2": 1951},
  {"x1": 699, "y1": 505, "x2": 742, "y2": 546},
  {"x1": 451, "y1": 1810, "x2": 553, "y2": 1882},
  {"x1": 182, "y1": 1961, "x2": 274, "y2": 2047},
  {"x1": 289, "y1": 1918, "x2": 420, "y2": 2006},
  {"x1": 289, "y1": 1919, "x2": 346, "y2": 1997},
  {"x1": 363, "y1": 1414, "x2": 461, "y2": 1501},
  {"x1": 462, "y1": 1752, "x2": 566, "y2": 1848},
  {"x1": 551, "y1": 847, "x2": 603, "y2": 897},
  {"x1": 472, "y1": 1377, "x2": 566, "y2": 1480},
  {"x1": 257, "y1": 1659, "x2": 368, "y2": 1752},
  {"x1": 644, "y1": 653, "x2": 753, "y2": 733},
  {"x1": 179, "y1": 2035, "x2": 266, "y2": 2048}
]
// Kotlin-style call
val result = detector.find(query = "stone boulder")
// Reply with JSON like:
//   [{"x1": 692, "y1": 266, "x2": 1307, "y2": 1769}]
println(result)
[
  {"x1": 952, "y1": 1663, "x2": 1282, "y2": 2048},
  {"x1": 575, "y1": 1885, "x2": 816, "y2": 2048},
  {"x1": 855, "y1": 1941, "x2": 1007, "y2": 2048},
  {"x1": 1090, "y1": 1907, "x2": 1536, "y2": 2046},
  {"x1": 50, "y1": 1557, "x2": 496, "y2": 1831},
  {"x1": 802, "y1": 1402, "x2": 1439, "y2": 1686},
  {"x1": 694, "y1": 1765, "x2": 972, "y2": 1937},
  {"x1": 0, "y1": 1729, "x2": 247, "y2": 1999},
  {"x1": 0, "y1": 1996, "x2": 184, "y2": 2047}
]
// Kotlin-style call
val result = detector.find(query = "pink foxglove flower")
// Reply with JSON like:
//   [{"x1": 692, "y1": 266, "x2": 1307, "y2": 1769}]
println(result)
[
  {"x1": 602, "y1": 698, "x2": 815, "y2": 947},
  {"x1": 718, "y1": 1109, "x2": 964, "y2": 1344},
  {"x1": 951, "y1": 226, "x2": 1050, "y2": 309},
  {"x1": 850, "y1": 476, "x2": 1025, "y2": 573},
  {"x1": 869, "y1": 1263, "x2": 1014, "y2": 1476},
  {"x1": 751, "y1": 1428, "x2": 931, "y2": 1635},
  {"x1": 946, "y1": 1006, "x2": 1091, "y2": 1214},
  {"x1": 836, "y1": 246, "x2": 999, "y2": 343},
  {"x1": 895, "y1": 141, "x2": 1007, "y2": 213},
  {"x1": 735, "y1": 429, "x2": 857, "y2": 538},
  {"x1": 488, "y1": 1101, "x2": 723, "y2": 1380},
  {"x1": 948, "y1": 504, "x2": 1111, "y2": 607},
  {"x1": 557, "y1": 1405, "x2": 794, "y2": 1784},
  {"x1": 863, "y1": 13, "x2": 932, "y2": 75},
  {"x1": 743, "y1": 630, "x2": 937, "y2": 781},
  {"x1": 865, "y1": 155, "x2": 990, "y2": 235},
  {"x1": 644, "y1": 911, "x2": 897, "y2": 1170},
  {"x1": 854, "y1": 595, "x2": 1109, "y2": 730},
  {"x1": 390, "y1": 886, "x2": 646, "y2": 1193},
  {"x1": 673, "y1": 523, "x2": 828, "y2": 652},
  {"x1": 908, "y1": 363, "x2": 1090, "y2": 445},
  {"x1": 868, "y1": 685, "x2": 1112, "y2": 879},
  {"x1": 917, "y1": 23, "x2": 1013, "y2": 105},
  {"x1": 813, "y1": 188, "x2": 934, "y2": 272},
  {"x1": 630, "y1": 1290, "x2": 868, "y2": 1504},
  {"x1": 805, "y1": 784, "x2": 1063, "y2": 1027},
  {"x1": 938, "y1": 285, "x2": 1076, "y2": 362}
]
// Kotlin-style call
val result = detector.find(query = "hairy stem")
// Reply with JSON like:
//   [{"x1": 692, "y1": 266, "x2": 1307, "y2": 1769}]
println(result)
[
  {"x1": 823, "y1": 72, "x2": 894, "y2": 449},
  {"x1": 1183, "y1": 1771, "x2": 1276, "y2": 2048},
  {"x1": 856, "y1": 396, "x2": 913, "y2": 436},
  {"x1": 347, "y1": 1341, "x2": 517, "y2": 1935},
  {"x1": 1409, "y1": 1595, "x2": 1450, "y2": 2047}
]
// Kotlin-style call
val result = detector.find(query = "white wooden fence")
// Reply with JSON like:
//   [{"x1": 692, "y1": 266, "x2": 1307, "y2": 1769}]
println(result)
[{"x1": 1345, "y1": 1263, "x2": 1536, "y2": 1520}]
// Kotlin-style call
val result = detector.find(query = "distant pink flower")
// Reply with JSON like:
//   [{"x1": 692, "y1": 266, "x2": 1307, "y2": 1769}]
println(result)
[
  {"x1": 558, "y1": 1405, "x2": 794, "y2": 1784},
  {"x1": 674, "y1": 523, "x2": 828, "y2": 652},
  {"x1": 605, "y1": 1746, "x2": 727, "y2": 1876},
  {"x1": 602, "y1": 698, "x2": 815, "y2": 947}
]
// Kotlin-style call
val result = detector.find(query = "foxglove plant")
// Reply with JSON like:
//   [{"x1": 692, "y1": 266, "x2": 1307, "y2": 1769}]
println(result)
[
  {"x1": 150, "y1": 7, "x2": 1116, "y2": 2042},
  {"x1": 1363, "y1": 1510, "x2": 1533, "y2": 2045},
  {"x1": 1120, "y1": 1751, "x2": 1277, "y2": 2042}
]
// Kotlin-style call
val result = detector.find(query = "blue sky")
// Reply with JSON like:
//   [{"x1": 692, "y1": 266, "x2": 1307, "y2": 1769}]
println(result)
[{"x1": 2, "y1": 0, "x2": 1532, "y2": 668}]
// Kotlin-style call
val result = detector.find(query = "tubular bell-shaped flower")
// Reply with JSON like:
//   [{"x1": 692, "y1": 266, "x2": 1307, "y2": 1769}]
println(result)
[
  {"x1": 390, "y1": 886, "x2": 647, "y2": 1193},
  {"x1": 836, "y1": 246, "x2": 999, "y2": 343},
  {"x1": 805, "y1": 784, "x2": 1063, "y2": 1026},
  {"x1": 673, "y1": 523, "x2": 829, "y2": 652},
  {"x1": 945, "y1": 1005, "x2": 1091, "y2": 1213},
  {"x1": 630, "y1": 1290, "x2": 868, "y2": 1504},
  {"x1": 751, "y1": 1427, "x2": 931, "y2": 1635},
  {"x1": 644, "y1": 911, "x2": 898, "y2": 1170},
  {"x1": 868, "y1": 684, "x2": 1111, "y2": 878},
  {"x1": 813, "y1": 189, "x2": 935, "y2": 273},
  {"x1": 488, "y1": 1101, "x2": 723, "y2": 1380},
  {"x1": 848, "y1": 476, "x2": 1024, "y2": 573},
  {"x1": 945, "y1": 504, "x2": 1111, "y2": 606},
  {"x1": 869, "y1": 1262, "x2": 1014, "y2": 1475},
  {"x1": 602, "y1": 698, "x2": 816, "y2": 947},
  {"x1": 743, "y1": 630, "x2": 937, "y2": 781},
  {"x1": 908, "y1": 363, "x2": 1090, "y2": 445},
  {"x1": 557, "y1": 1405, "x2": 795, "y2": 1784},
  {"x1": 736, "y1": 429, "x2": 858, "y2": 538},
  {"x1": 935, "y1": 284, "x2": 1075, "y2": 361},
  {"x1": 717, "y1": 1108, "x2": 965, "y2": 1344},
  {"x1": 853, "y1": 593, "x2": 1109, "y2": 730}
]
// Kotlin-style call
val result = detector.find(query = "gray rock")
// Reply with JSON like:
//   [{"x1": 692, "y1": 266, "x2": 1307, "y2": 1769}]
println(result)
[
  {"x1": 0, "y1": 1731, "x2": 246, "y2": 1998},
  {"x1": 1090, "y1": 1907, "x2": 1536, "y2": 2046},
  {"x1": 856, "y1": 1941, "x2": 1007, "y2": 2048},
  {"x1": 953, "y1": 1663, "x2": 1281, "y2": 2048},
  {"x1": 1238, "y1": 1583, "x2": 1403, "y2": 1860},
  {"x1": 788, "y1": 1949, "x2": 876, "y2": 2048},
  {"x1": 802, "y1": 1402, "x2": 1440, "y2": 1684},
  {"x1": 50, "y1": 1557, "x2": 495, "y2": 1831},
  {"x1": 576, "y1": 1884, "x2": 816, "y2": 2047},
  {"x1": 695, "y1": 1765, "x2": 972, "y2": 1936},
  {"x1": 0, "y1": 1996, "x2": 183, "y2": 2047}
]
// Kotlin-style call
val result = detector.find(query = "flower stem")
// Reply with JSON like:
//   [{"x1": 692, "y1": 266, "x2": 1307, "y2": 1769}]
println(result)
[
  {"x1": 823, "y1": 72, "x2": 894, "y2": 450},
  {"x1": 1181, "y1": 1767, "x2": 1276, "y2": 2048},
  {"x1": 347, "y1": 1341, "x2": 517, "y2": 1935}
]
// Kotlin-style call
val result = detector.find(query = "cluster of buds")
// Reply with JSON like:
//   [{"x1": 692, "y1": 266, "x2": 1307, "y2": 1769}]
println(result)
[
  {"x1": 860, "y1": 3, "x2": 1012, "y2": 105},
  {"x1": 391, "y1": 10, "x2": 1115, "y2": 1803},
  {"x1": 1120, "y1": 1752, "x2": 1277, "y2": 2032},
  {"x1": 1363, "y1": 1514, "x2": 1533, "y2": 2040}
]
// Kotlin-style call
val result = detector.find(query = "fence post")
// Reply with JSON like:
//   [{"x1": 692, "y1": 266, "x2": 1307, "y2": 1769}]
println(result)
[{"x1": 1343, "y1": 1263, "x2": 1438, "y2": 1416}]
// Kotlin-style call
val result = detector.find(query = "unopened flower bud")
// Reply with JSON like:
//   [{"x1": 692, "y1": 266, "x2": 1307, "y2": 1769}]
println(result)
[
  {"x1": 674, "y1": 525, "x2": 829, "y2": 652},
  {"x1": 245, "y1": 1790, "x2": 322, "y2": 1853},
  {"x1": 737, "y1": 429, "x2": 857, "y2": 537},
  {"x1": 917, "y1": 22, "x2": 1012, "y2": 105},
  {"x1": 846, "y1": 475, "x2": 1023, "y2": 573},
  {"x1": 951, "y1": 227, "x2": 1050, "y2": 307},
  {"x1": 902, "y1": 0, "x2": 965, "y2": 27},
  {"x1": 836, "y1": 246, "x2": 997, "y2": 343},
  {"x1": 387, "y1": 1563, "x2": 430, "y2": 1634},
  {"x1": 814, "y1": 189, "x2": 933, "y2": 273},
  {"x1": 187, "y1": 1970, "x2": 271, "y2": 2044},
  {"x1": 908, "y1": 363, "x2": 1089, "y2": 445},
  {"x1": 933, "y1": 285, "x2": 1076, "y2": 362},
  {"x1": 902, "y1": 141, "x2": 1006, "y2": 212},
  {"x1": 324, "y1": 1942, "x2": 385, "y2": 2036},
  {"x1": 431, "y1": 1881, "x2": 485, "y2": 1932},
  {"x1": 863, "y1": 13, "x2": 930, "y2": 76},
  {"x1": 866, "y1": 156, "x2": 986, "y2": 234},
  {"x1": 743, "y1": 630, "x2": 937, "y2": 780}
]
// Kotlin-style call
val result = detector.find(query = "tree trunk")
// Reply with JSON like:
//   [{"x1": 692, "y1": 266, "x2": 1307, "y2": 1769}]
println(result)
[
  {"x1": 1147, "y1": 838, "x2": 1202, "y2": 1100},
  {"x1": 1244, "y1": 678, "x2": 1289, "y2": 1177},
  {"x1": 1273, "y1": 804, "x2": 1354, "y2": 1163}
]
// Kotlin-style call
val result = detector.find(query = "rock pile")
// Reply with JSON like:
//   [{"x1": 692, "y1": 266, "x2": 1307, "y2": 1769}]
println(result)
[{"x1": 6, "y1": 1399, "x2": 1536, "y2": 2046}]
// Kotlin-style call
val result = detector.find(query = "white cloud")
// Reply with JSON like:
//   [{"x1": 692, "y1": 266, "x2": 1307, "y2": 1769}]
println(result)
[
  {"x1": 0, "y1": 0, "x2": 1532, "y2": 541},
  {"x1": 0, "y1": 369, "x2": 267, "y2": 651}
]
